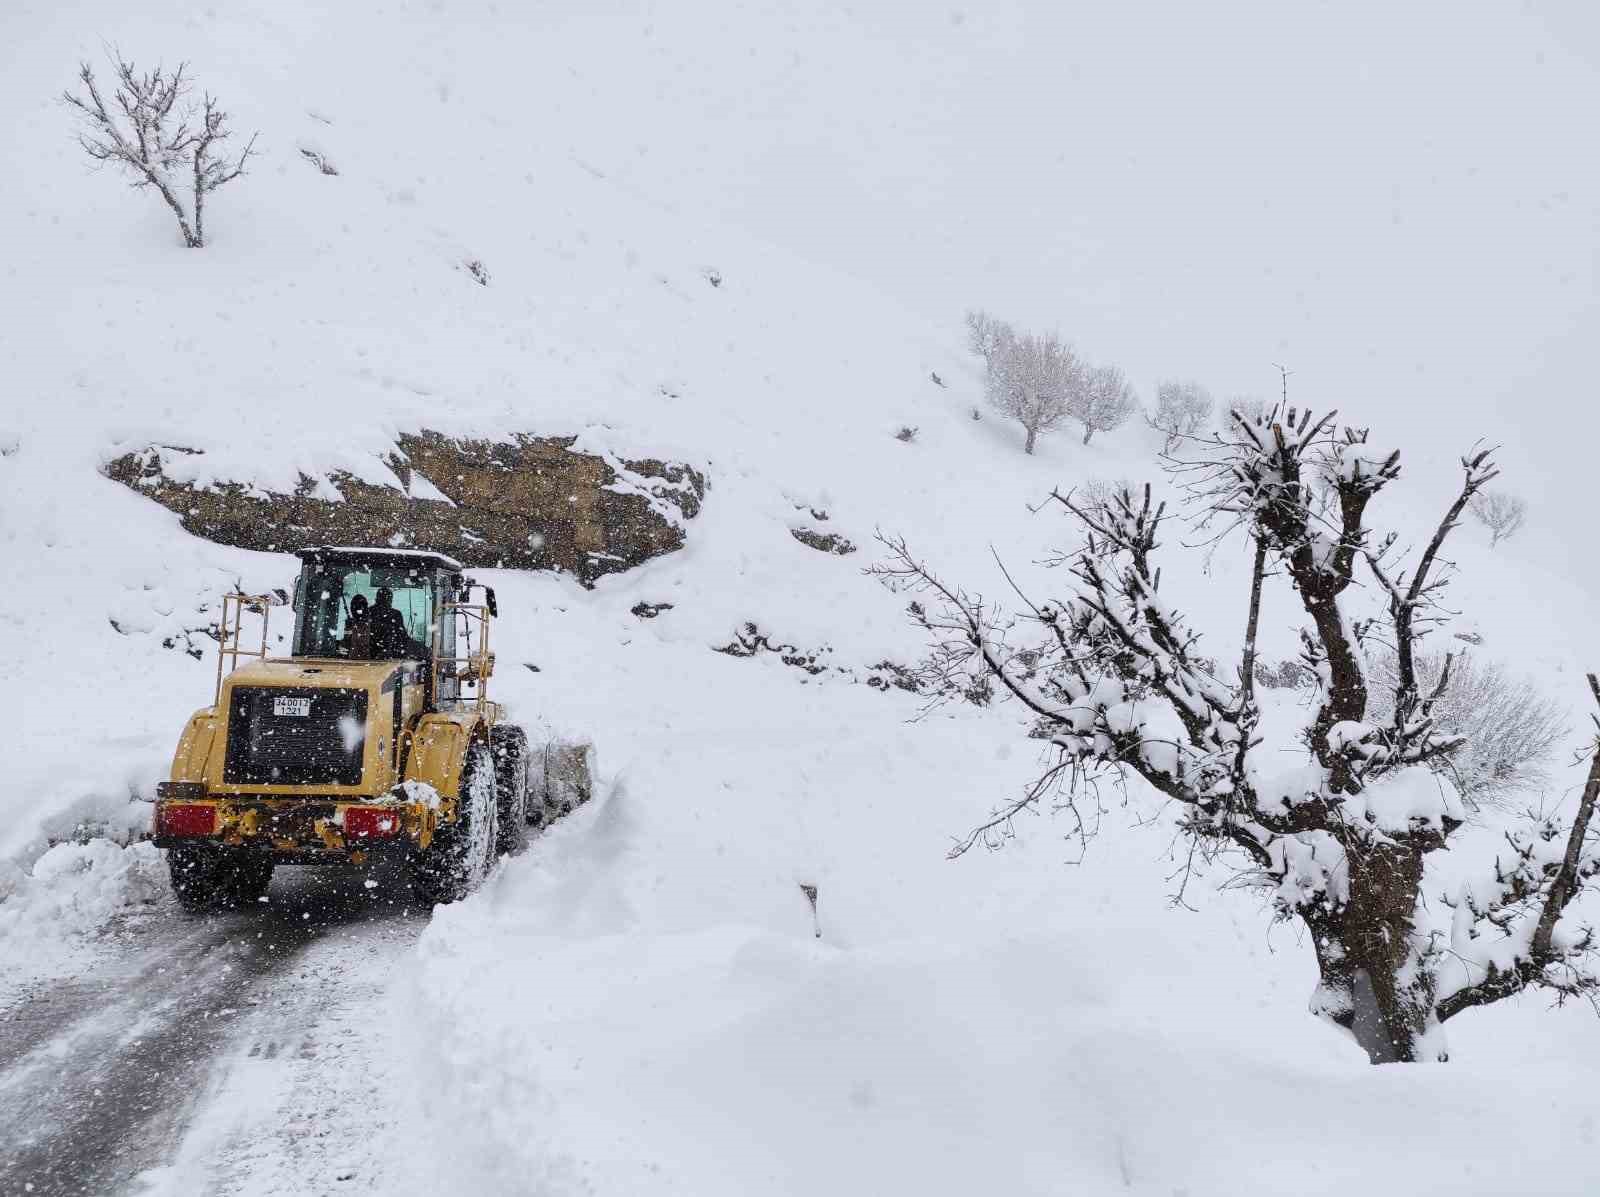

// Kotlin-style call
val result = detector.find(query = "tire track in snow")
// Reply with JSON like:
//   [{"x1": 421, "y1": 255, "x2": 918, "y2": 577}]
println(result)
[
  {"x1": 0, "y1": 868, "x2": 425, "y2": 1197},
  {"x1": 155, "y1": 893, "x2": 427, "y2": 1197}
]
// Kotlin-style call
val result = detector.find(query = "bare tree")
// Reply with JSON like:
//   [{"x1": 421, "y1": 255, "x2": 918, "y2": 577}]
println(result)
[
  {"x1": 964, "y1": 309, "x2": 1011, "y2": 362},
  {"x1": 966, "y1": 310, "x2": 1085, "y2": 455},
  {"x1": 63, "y1": 53, "x2": 257, "y2": 248},
  {"x1": 1076, "y1": 476, "x2": 1136, "y2": 518},
  {"x1": 1369, "y1": 650, "x2": 1568, "y2": 812},
  {"x1": 1227, "y1": 394, "x2": 1272, "y2": 426},
  {"x1": 1070, "y1": 363, "x2": 1138, "y2": 445},
  {"x1": 874, "y1": 407, "x2": 1600, "y2": 1064},
  {"x1": 1150, "y1": 380, "x2": 1214, "y2": 451},
  {"x1": 1468, "y1": 488, "x2": 1527, "y2": 547}
]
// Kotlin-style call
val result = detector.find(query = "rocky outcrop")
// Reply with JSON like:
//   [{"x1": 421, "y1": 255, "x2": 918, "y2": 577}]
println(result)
[
  {"x1": 789, "y1": 527, "x2": 856, "y2": 555},
  {"x1": 106, "y1": 432, "x2": 706, "y2": 585}
]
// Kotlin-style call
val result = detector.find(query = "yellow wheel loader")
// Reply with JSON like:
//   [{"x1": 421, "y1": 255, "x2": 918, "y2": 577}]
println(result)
[{"x1": 153, "y1": 547, "x2": 534, "y2": 910}]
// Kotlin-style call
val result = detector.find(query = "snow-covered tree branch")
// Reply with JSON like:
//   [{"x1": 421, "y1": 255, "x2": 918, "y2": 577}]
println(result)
[
  {"x1": 63, "y1": 53, "x2": 257, "y2": 248},
  {"x1": 875, "y1": 405, "x2": 1600, "y2": 1064}
]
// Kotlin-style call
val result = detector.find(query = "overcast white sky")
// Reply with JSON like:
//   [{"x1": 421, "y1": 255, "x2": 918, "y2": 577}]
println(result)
[{"x1": 554, "y1": 0, "x2": 1595, "y2": 581}]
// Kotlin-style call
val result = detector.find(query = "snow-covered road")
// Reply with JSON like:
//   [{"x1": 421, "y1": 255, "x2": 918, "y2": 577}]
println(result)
[{"x1": 0, "y1": 868, "x2": 428, "y2": 1197}]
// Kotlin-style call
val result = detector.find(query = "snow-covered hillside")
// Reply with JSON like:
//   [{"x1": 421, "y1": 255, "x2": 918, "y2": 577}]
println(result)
[{"x1": 4, "y1": 2, "x2": 1599, "y2": 1194}]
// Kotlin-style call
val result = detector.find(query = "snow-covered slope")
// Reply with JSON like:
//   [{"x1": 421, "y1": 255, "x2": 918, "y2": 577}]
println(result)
[{"x1": 4, "y1": 2, "x2": 1600, "y2": 1194}]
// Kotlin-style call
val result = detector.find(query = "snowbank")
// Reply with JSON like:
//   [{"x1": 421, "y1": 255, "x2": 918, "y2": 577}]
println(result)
[
  {"x1": 405, "y1": 620, "x2": 1600, "y2": 1195},
  {"x1": 0, "y1": 839, "x2": 171, "y2": 994}
]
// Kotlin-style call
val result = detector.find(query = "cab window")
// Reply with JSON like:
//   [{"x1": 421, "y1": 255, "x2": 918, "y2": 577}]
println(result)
[{"x1": 293, "y1": 561, "x2": 438, "y2": 660}]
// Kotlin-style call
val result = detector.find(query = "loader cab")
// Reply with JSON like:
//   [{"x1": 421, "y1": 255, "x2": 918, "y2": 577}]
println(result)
[{"x1": 289, "y1": 547, "x2": 465, "y2": 670}]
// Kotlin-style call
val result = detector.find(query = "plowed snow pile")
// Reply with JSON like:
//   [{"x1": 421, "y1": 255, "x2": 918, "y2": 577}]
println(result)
[{"x1": 4, "y1": 1, "x2": 1599, "y2": 1194}]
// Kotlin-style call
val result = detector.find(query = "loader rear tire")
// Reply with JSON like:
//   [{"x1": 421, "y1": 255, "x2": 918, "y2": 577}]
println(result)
[
  {"x1": 168, "y1": 847, "x2": 272, "y2": 912},
  {"x1": 169, "y1": 846, "x2": 220, "y2": 912},
  {"x1": 412, "y1": 739, "x2": 499, "y2": 906},
  {"x1": 219, "y1": 855, "x2": 274, "y2": 908},
  {"x1": 491, "y1": 724, "x2": 530, "y2": 855}
]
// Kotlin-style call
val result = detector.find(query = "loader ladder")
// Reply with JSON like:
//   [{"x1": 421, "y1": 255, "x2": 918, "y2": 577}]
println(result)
[{"x1": 214, "y1": 592, "x2": 276, "y2": 703}]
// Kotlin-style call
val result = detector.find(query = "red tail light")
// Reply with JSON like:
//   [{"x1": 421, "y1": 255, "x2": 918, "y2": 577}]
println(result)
[
  {"x1": 342, "y1": 807, "x2": 402, "y2": 839},
  {"x1": 156, "y1": 802, "x2": 217, "y2": 837}
]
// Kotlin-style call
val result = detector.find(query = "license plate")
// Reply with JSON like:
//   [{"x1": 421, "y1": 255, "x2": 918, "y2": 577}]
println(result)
[{"x1": 273, "y1": 696, "x2": 312, "y2": 718}]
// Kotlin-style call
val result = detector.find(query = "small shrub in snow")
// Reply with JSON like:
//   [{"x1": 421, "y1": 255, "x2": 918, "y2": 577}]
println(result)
[
  {"x1": 298, "y1": 146, "x2": 338, "y2": 175},
  {"x1": 1368, "y1": 650, "x2": 1567, "y2": 811},
  {"x1": 1150, "y1": 380, "x2": 1214, "y2": 452},
  {"x1": 894, "y1": 425, "x2": 919, "y2": 443},
  {"x1": 876, "y1": 406, "x2": 1600, "y2": 1064},
  {"x1": 63, "y1": 54, "x2": 257, "y2": 248},
  {"x1": 1467, "y1": 488, "x2": 1527, "y2": 546},
  {"x1": 1254, "y1": 656, "x2": 1314, "y2": 689},
  {"x1": 464, "y1": 258, "x2": 490, "y2": 286}
]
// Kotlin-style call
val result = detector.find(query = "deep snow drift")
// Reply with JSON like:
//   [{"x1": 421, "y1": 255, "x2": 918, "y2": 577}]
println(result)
[{"x1": 4, "y1": 2, "x2": 1599, "y2": 1194}]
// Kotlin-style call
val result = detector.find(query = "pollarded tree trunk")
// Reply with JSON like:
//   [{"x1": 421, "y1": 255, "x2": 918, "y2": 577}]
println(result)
[
  {"x1": 1303, "y1": 842, "x2": 1438, "y2": 1063},
  {"x1": 1081, "y1": 425, "x2": 1094, "y2": 445},
  {"x1": 1024, "y1": 425, "x2": 1038, "y2": 455}
]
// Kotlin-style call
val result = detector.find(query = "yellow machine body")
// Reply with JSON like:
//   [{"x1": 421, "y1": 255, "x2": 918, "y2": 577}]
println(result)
[{"x1": 154, "y1": 552, "x2": 502, "y2": 865}]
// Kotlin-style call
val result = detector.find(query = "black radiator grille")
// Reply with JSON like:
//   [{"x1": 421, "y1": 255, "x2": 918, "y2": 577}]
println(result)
[{"x1": 224, "y1": 686, "x2": 369, "y2": 786}]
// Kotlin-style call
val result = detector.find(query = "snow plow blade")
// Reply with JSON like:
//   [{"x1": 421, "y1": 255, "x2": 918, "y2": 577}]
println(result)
[{"x1": 531, "y1": 739, "x2": 595, "y2": 822}]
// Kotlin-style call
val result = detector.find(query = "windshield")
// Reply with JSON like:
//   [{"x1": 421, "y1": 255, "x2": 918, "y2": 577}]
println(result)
[{"x1": 293, "y1": 561, "x2": 437, "y2": 660}]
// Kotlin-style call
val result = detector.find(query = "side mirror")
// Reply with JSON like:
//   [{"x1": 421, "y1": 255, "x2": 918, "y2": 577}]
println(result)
[{"x1": 485, "y1": 587, "x2": 498, "y2": 618}]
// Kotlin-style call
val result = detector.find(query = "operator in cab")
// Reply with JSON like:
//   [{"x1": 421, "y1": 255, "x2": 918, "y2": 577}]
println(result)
[
  {"x1": 342, "y1": 593, "x2": 374, "y2": 659},
  {"x1": 371, "y1": 588, "x2": 413, "y2": 659}
]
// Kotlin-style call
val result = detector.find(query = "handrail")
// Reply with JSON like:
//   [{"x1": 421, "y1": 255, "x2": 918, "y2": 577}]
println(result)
[
  {"x1": 214, "y1": 592, "x2": 275, "y2": 703},
  {"x1": 433, "y1": 602, "x2": 495, "y2": 720}
]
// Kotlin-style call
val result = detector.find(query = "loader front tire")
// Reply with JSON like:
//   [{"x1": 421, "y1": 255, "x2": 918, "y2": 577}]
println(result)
[
  {"x1": 412, "y1": 739, "x2": 499, "y2": 905},
  {"x1": 491, "y1": 723, "x2": 530, "y2": 856}
]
